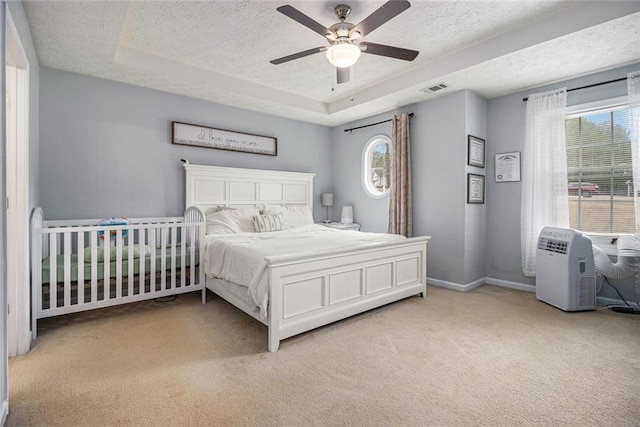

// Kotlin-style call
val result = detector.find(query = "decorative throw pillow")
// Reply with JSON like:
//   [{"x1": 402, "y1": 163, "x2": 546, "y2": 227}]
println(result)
[{"x1": 252, "y1": 213, "x2": 285, "y2": 232}]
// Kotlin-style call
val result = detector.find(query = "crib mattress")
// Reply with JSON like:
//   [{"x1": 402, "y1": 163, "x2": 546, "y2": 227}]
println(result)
[{"x1": 41, "y1": 250, "x2": 199, "y2": 284}]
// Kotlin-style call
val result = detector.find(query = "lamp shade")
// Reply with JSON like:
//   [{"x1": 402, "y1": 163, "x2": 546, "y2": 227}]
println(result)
[
  {"x1": 325, "y1": 43, "x2": 360, "y2": 68},
  {"x1": 321, "y1": 193, "x2": 334, "y2": 207}
]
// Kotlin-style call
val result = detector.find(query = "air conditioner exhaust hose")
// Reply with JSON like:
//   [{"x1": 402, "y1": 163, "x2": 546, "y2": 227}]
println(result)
[{"x1": 592, "y1": 235, "x2": 640, "y2": 280}]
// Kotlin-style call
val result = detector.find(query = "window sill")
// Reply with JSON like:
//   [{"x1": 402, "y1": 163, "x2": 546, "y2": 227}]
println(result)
[{"x1": 588, "y1": 233, "x2": 621, "y2": 256}]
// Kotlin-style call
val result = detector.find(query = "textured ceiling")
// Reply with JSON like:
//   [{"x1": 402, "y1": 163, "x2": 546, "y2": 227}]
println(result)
[{"x1": 22, "y1": 0, "x2": 640, "y2": 126}]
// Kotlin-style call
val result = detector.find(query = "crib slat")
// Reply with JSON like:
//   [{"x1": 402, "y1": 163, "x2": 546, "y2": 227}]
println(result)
[
  {"x1": 77, "y1": 231, "x2": 85, "y2": 305},
  {"x1": 161, "y1": 228, "x2": 167, "y2": 292},
  {"x1": 189, "y1": 226, "x2": 196, "y2": 287},
  {"x1": 34, "y1": 227, "x2": 43, "y2": 320},
  {"x1": 139, "y1": 229, "x2": 147, "y2": 295},
  {"x1": 103, "y1": 234, "x2": 110, "y2": 301},
  {"x1": 171, "y1": 227, "x2": 177, "y2": 290},
  {"x1": 149, "y1": 231, "x2": 156, "y2": 294},
  {"x1": 115, "y1": 230, "x2": 123, "y2": 299},
  {"x1": 91, "y1": 232, "x2": 98, "y2": 303},
  {"x1": 49, "y1": 233, "x2": 57, "y2": 309},
  {"x1": 128, "y1": 230, "x2": 134, "y2": 297},
  {"x1": 180, "y1": 225, "x2": 186, "y2": 288},
  {"x1": 64, "y1": 232, "x2": 72, "y2": 307}
]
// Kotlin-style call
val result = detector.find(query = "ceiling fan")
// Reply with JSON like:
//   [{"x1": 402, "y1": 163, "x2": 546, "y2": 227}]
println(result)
[{"x1": 270, "y1": 0, "x2": 419, "y2": 84}]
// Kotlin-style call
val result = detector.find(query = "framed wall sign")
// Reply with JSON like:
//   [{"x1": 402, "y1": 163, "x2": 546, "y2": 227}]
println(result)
[
  {"x1": 172, "y1": 121, "x2": 277, "y2": 156},
  {"x1": 495, "y1": 151, "x2": 521, "y2": 182},
  {"x1": 467, "y1": 173, "x2": 485, "y2": 204},
  {"x1": 467, "y1": 135, "x2": 485, "y2": 168}
]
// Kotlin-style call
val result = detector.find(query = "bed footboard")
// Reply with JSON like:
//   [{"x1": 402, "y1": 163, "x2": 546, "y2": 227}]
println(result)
[
  {"x1": 265, "y1": 236, "x2": 429, "y2": 352},
  {"x1": 30, "y1": 207, "x2": 205, "y2": 339}
]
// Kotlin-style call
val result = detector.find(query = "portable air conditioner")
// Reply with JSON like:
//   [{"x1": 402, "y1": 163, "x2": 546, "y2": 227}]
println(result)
[{"x1": 536, "y1": 227, "x2": 596, "y2": 311}]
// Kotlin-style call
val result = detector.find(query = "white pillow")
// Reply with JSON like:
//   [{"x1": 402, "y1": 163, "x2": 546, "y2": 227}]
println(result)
[
  {"x1": 264, "y1": 205, "x2": 314, "y2": 228},
  {"x1": 206, "y1": 207, "x2": 260, "y2": 234},
  {"x1": 204, "y1": 205, "x2": 237, "y2": 216}
]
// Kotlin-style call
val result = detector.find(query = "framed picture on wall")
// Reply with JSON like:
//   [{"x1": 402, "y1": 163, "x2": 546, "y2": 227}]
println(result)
[
  {"x1": 172, "y1": 121, "x2": 277, "y2": 156},
  {"x1": 467, "y1": 173, "x2": 485, "y2": 204},
  {"x1": 467, "y1": 135, "x2": 485, "y2": 168},
  {"x1": 495, "y1": 151, "x2": 521, "y2": 182}
]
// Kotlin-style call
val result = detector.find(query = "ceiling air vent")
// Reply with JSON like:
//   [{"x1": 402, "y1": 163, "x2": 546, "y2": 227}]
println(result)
[{"x1": 422, "y1": 83, "x2": 449, "y2": 93}]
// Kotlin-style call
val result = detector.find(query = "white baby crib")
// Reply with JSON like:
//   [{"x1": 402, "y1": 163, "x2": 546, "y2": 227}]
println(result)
[{"x1": 30, "y1": 206, "x2": 205, "y2": 338}]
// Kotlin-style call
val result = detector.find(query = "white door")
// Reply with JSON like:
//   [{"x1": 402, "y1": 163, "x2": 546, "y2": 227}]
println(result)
[{"x1": 5, "y1": 9, "x2": 30, "y2": 357}]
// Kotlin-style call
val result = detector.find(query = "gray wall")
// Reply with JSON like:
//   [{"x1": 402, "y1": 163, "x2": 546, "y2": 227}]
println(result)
[
  {"x1": 463, "y1": 91, "x2": 488, "y2": 284},
  {"x1": 330, "y1": 109, "x2": 396, "y2": 232},
  {"x1": 487, "y1": 62, "x2": 640, "y2": 299},
  {"x1": 39, "y1": 68, "x2": 333, "y2": 220},
  {"x1": 412, "y1": 91, "x2": 467, "y2": 286},
  {"x1": 332, "y1": 90, "x2": 487, "y2": 286}
]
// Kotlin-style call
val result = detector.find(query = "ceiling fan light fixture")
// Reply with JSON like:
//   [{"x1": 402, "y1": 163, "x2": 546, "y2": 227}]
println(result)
[{"x1": 326, "y1": 43, "x2": 361, "y2": 68}]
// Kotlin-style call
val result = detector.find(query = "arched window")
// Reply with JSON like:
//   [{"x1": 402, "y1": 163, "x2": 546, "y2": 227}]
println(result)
[{"x1": 362, "y1": 135, "x2": 392, "y2": 198}]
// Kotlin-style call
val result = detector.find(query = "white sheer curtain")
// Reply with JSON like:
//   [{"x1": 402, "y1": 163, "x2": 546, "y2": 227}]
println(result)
[
  {"x1": 521, "y1": 88, "x2": 570, "y2": 276},
  {"x1": 628, "y1": 71, "x2": 640, "y2": 234}
]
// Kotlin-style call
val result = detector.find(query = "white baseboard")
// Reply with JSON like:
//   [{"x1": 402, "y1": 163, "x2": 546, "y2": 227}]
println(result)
[
  {"x1": 429, "y1": 276, "x2": 535, "y2": 293},
  {"x1": 485, "y1": 277, "x2": 536, "y2": 293},
  {"x1": 428, "y1": 276, "x2": 533, "y2": 293},
  {"x1": 1, "y1": 400, "x2": 8, "y2": 426},
  {"x1": 428, "y1": 277, "x2": 485, "y2": 292},
  {"x1": 428, "y1": 276, "x2": 631, "y2": 308}
]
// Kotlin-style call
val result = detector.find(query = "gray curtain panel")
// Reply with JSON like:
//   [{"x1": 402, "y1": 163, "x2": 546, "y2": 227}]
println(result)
[{"x1": 388, "y1": 113, "x2": 412, "y2": 237}]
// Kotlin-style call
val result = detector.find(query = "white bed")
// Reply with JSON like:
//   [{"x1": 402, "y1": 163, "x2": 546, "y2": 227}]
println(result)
[{"x1": 185, "y1": 163, "x2": 430, "y2": 351}]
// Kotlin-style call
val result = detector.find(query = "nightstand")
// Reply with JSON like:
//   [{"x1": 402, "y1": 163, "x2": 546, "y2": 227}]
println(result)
[{"x1": 318, "y1": 221, "x2": 361, "y2": 231}]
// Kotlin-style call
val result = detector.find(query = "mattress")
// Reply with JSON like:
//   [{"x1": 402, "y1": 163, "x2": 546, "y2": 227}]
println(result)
[
  {"x1": 41, "y1": 250, "x2": 199, "y2": 284},
  {"x1": 203, "y1": 224, "x2": 406, "y2": 318}
]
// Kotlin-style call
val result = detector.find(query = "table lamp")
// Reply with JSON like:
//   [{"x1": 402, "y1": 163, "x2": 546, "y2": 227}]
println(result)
[{"x1": 321, "y1": 193, "x2": 334, "y2": 223}]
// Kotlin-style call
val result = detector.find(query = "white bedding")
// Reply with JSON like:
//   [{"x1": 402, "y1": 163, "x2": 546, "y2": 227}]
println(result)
[{"x1": 203, "y1": 224, "x2": 406, "y2": 318}]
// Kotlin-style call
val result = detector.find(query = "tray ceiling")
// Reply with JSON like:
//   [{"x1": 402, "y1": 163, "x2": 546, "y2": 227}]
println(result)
[{"x1": 23, "y1": 0, "x2": 640, "y2": 126}]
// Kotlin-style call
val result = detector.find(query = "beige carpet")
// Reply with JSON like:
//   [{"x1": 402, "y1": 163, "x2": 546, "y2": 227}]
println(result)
[{"x1": 7, "y1": 285, "x2": 640, "y2": 426}]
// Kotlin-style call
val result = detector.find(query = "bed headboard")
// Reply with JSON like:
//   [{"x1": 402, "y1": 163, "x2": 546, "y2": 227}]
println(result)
[{"x1": 184, "y1": 163, "x2": 316, "y2": 214}]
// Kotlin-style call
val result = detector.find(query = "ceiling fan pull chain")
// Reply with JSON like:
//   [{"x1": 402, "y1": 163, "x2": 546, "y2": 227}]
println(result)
[{"x1": 350, "y1": 68, "x2": 355, "y2": 102}]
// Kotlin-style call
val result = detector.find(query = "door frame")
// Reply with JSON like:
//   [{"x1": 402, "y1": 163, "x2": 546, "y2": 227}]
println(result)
[
  {"x1": 1, "y1": 2, "x2": 9, "y2": 424},
  {"x1": 5, "y1": 6, "x2": 30, "y2": 357}
]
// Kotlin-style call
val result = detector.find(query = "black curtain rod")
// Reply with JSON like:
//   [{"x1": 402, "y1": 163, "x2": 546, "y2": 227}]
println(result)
[
  {"x1": 344, "y1": 113, "x2": 414, "y2": 133},
  {"x1": 522, "y1": 77, "x2": 627, "y2": 102}
]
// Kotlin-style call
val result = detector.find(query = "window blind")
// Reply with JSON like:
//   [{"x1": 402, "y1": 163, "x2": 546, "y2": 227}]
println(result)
[{"x1": 566, "y1": 106, "x2": 635, "y2": 233}]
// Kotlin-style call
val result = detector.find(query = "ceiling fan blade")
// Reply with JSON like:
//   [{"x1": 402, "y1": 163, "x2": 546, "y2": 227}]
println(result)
[
  {"x1": 351, "y1": 0, "x2": 411, "y2": 38},
  {"x1": 277, "y1": 5, "x2": 332, "y2": 37},
  {"x1": 360, "y1": 42, "x2": 419, "y2": 61},
  {"x1": 270, "y1": 47, "x2": 326, "y2": 65},
  {"x1": 337, "y1": 67, "x2": 350, "y2": 84}
]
